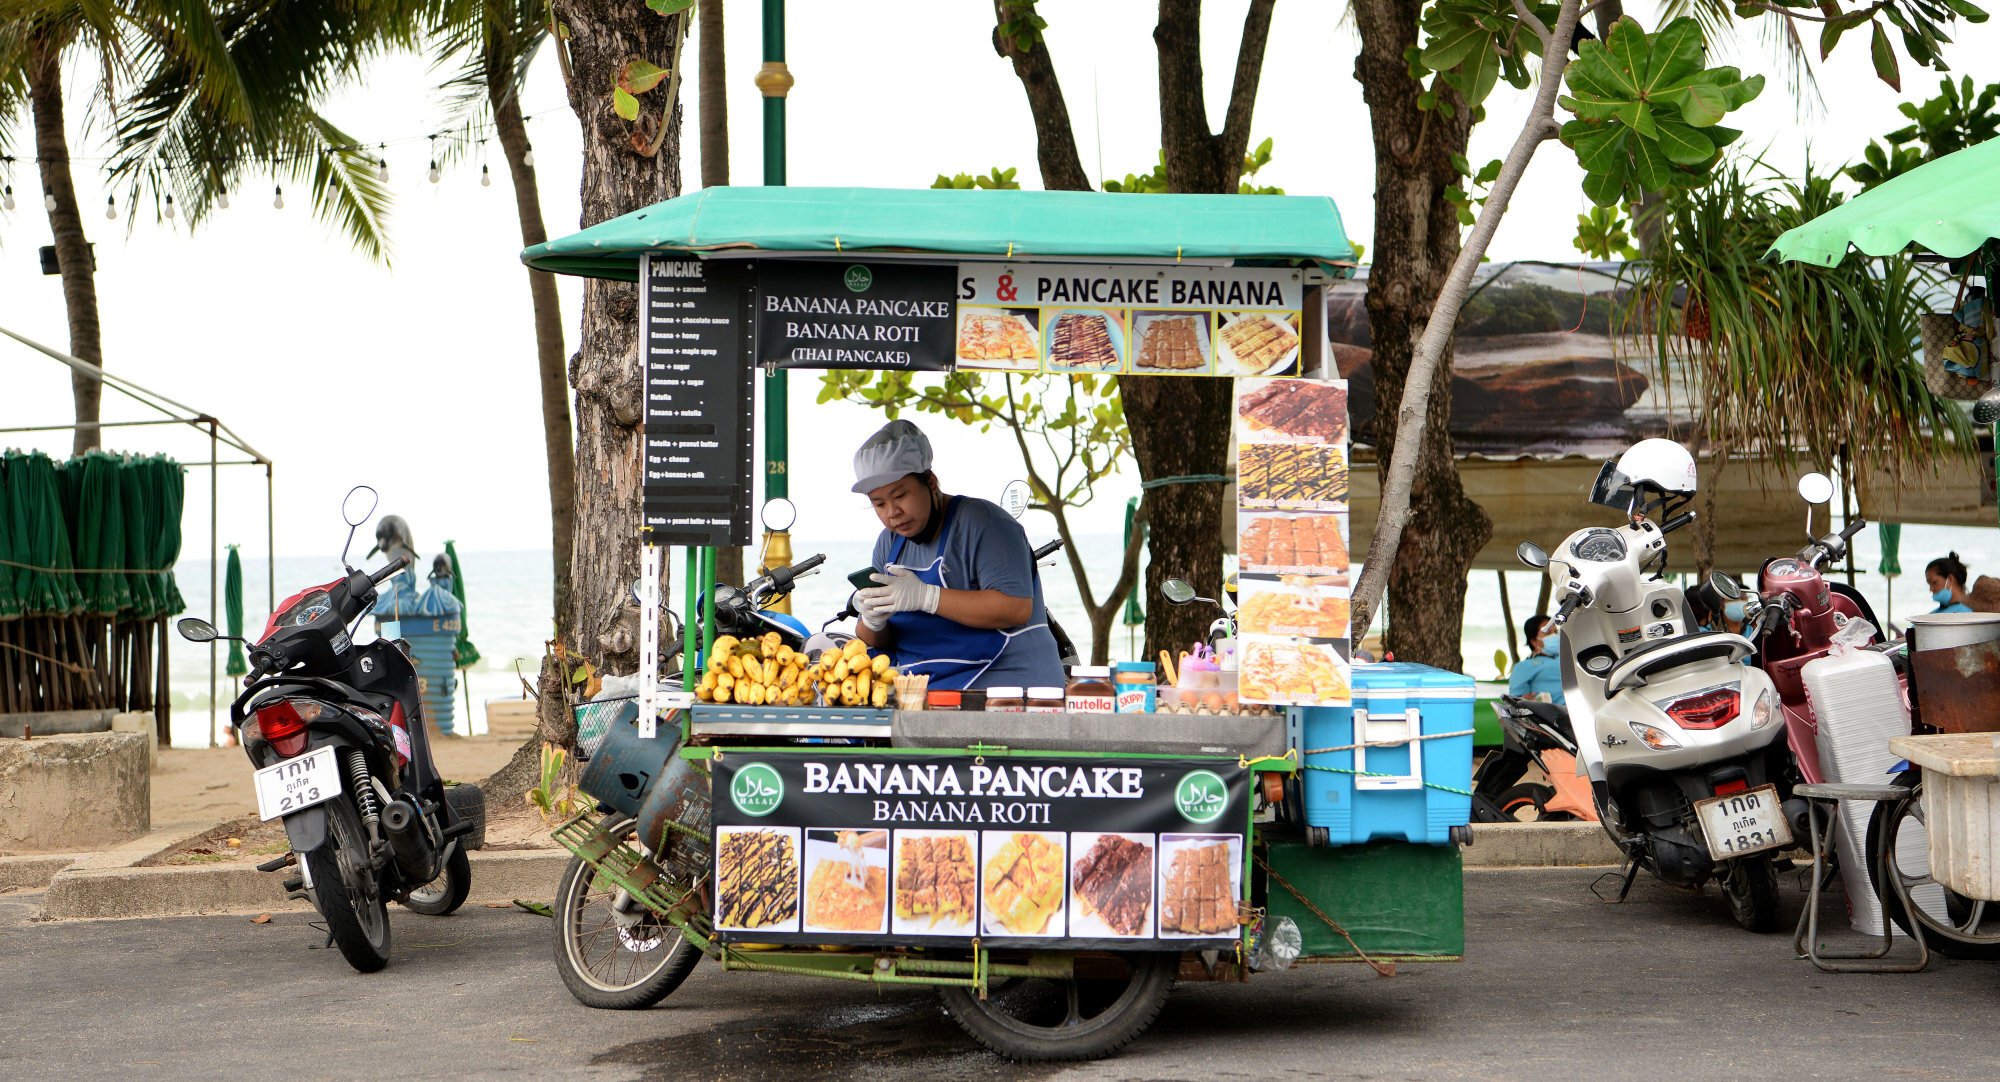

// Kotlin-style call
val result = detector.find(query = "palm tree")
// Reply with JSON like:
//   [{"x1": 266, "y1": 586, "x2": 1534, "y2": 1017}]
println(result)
[
  {"x1": 429, "y1": 0, "x2": 575, "y2": 619},
  {"x1": 2, "y1": 2, "x2": 402, "y2": 454}
]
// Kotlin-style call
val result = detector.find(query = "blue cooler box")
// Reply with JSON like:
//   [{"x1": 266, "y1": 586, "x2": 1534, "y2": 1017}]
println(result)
[{"x1": 1295, "y1": 662, "x2": 1474, "y2": 844}]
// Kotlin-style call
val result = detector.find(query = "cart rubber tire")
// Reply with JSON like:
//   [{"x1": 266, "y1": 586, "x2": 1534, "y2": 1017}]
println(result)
[
  {"x1": 304, "y1": 798, "x2": 393, "y2": 972},
  {"x1": 937, "y1": 952, "x2": 1175, "y2": 1062},
  {"x1": 1866, "y1": 769, "x2": 2000, "y2": 960},
  {"x1": 1496, "y1": 783, "x2": 1555, "y2": 822},
  {"x1": 551, "y1": 818, "x2": 703, "y2": 1009},
  {"x1": 401, "y1": 842, "x2": 471, "y2": 916},
  {"x1": 1720, "y1": 855, "x2": 1781, "y2": 934}
]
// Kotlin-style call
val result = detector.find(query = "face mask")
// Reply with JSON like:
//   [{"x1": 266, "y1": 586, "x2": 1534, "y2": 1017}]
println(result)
[
  {"x1": 1724, "y1": 602, "x2": 1745, "y2": 623},
  {"x1": 1540, "y1": 633, "x2": 1560, "y2": 657},
  {"x1": 1934, "y1": 587, "x2": 1955, "y2": 604}
]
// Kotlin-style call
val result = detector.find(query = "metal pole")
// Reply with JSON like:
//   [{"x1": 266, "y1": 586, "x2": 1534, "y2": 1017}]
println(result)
[
  {"x1": 265, "y1": 461, "x2": 275, "y2": 614},
  {"x1": 757, "y1": 0, "x2": 793, "y2": 610},
  {"x1": 1497, "y1": 570, "x2": 1519, "y2": 664},
  {"x1": 209, "y1": 419, "x2": 219, "y2": 748}
]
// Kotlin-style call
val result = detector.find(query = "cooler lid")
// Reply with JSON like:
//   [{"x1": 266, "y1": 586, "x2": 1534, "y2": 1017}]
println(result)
[{"x1": 1352, "y1": 661, "x2": 1476, "y2": 701}]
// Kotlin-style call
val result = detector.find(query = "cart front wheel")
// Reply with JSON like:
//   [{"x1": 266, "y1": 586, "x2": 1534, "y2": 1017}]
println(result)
[{"x1": 937, "y1": 951, "x2": 1175, "y2": 1062}]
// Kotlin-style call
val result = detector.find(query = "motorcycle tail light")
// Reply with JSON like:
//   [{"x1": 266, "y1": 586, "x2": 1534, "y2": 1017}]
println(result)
[
  {"x1": 254, "y1": 699, "x2": 323, "y2": 758},
  {"x1": 1662, "y1": 687, "x2": 1739, "y2": 730},
  {"x1": 1714, "y1": 777, "x2": 1749, "y2": 796}
]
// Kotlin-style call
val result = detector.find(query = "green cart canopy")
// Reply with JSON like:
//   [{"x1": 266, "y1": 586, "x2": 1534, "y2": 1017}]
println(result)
[
  {"x1": 1768, "y1": 140, "x2": 2000, "y2": 266},
  {"x1": 522, "y1": 186, "x2": 1356, "y2": 281}
]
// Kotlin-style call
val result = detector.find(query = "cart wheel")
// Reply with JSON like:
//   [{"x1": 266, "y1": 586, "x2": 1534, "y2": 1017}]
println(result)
[
  {"x1": 1867, "y1": 769, "x2": 2000, "y2": 960},
  {"x1": 552, "y1": 815, "x2": 704, "y2": 1009},
  {"x1": 937, "y1": 952, "x2": 1175, "y2": 1062}
]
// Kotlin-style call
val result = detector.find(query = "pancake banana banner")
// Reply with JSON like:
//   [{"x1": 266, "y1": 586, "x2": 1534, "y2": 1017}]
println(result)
[{"x1": 710, "y1": 752, "x2": 1250, "y2": 949}]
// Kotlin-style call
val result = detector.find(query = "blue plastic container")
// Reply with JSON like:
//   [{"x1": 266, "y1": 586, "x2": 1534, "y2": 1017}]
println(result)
[{"x1": 1295, "y1": 662, "x2": 1475, "y2": 845}]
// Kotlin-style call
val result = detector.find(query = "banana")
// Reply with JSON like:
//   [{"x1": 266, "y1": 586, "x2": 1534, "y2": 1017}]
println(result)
[
  {"x1": 713, "y1": 684, "x2": 733, "y2": 704},
  {"x1": 726, "y1": 655, "x2": 745, "y2": 680},
  {"x1": 871, "y1": 653, "x2": 891, "y2": 676},
  {"x1": 832, "y1": 659, "x2": 851, "y2": 683},
  {"x1": 871, "y1": 682, "x2": 891, "y2": 708},
  {"x1": 711, "y1": 635, "x2": 739, "y2": 657},
  {"x1": 855, "y1": 671, "x2": 872, "y2": 701},
  {"x1": 716, "y1": 671, "x2": 735, "y2": 691}
]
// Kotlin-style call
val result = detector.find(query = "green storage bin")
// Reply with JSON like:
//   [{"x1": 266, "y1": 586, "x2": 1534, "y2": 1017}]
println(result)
[{"x1": 1261, "y1": 835, "x2": 1464, "y2": 960}]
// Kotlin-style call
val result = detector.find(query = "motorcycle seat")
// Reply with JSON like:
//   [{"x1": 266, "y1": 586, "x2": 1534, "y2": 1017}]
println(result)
[{"x1": 1603, "y1": 631, "x2": 1754, "y2": 693}]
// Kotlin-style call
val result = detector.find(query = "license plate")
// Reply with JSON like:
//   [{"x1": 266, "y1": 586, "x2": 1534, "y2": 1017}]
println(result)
[
  {"x1": 1694, "y1": 784, "x2": 1792, "y2": 859},
  {"x1": 254, "y1": 747, "x2": 342, "y2": 821}
]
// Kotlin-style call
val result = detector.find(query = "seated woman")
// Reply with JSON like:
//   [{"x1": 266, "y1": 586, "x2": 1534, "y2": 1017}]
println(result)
[
  {"x1": 1926, "y1": 552, "x2": 1975, "y2": 614},
  {"x1": 1507, "y1": 615, "x2": 1564, "y2": 705}
]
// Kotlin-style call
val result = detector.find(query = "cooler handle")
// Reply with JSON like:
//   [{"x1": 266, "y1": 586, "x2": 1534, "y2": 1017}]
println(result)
[{"x1": 1354, "y1": 706, "x2": 1425, "y2": 791}]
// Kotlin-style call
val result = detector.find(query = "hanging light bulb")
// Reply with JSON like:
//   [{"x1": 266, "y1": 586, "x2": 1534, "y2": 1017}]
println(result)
[
  {"x1": 3, "y1": 186, "x2": 14, "y2": 212},
  {"x1": 44, "y1": 188, "x2": 56, "y2": 212},
  {"x1": 217, "y1": 188, "x2": 230, "y2": 210},
  {"x1": 273, "y1": 184, "x2": 284, "y2": 210},
  {"x1": 104, "y1": 195, "x2": 117, "y2": 221},
  {"x1": 523, "y1": 143, "x2": 535, "y2": 168},
  {"x1": 377, "y1": 143, "x2": 389, "y2": 182},
  {"x1": 428, "y1": 160, "x2": 441, "y2": 184},
  {"x1": 480, "y1": 164, "x2": 492, "y2": 187},
  {"x1": 164, "y1": 193, "x2": 175, "y2": 220}
]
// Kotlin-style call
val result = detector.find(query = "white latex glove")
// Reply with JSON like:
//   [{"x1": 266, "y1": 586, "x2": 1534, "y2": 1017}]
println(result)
[
  {"x1": 859, "y1": 565, "x2": 941, "y2": 617},
  {"x1": 853, "y1": 589, "x2": 892, "y2": 632}
]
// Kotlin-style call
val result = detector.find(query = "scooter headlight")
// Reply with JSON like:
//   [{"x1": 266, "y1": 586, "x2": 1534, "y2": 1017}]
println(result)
[
  {"x1": 1750, "y1": 687, "x2": 1775, "y2": 731},
  {"x1": 1629, "y1": 722, "x2": 1682, "y2": 751}
]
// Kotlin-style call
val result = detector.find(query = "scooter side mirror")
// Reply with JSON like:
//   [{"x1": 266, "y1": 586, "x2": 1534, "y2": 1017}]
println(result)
[
  {"x1": 998, "y1": 479, "x2": 1031, "y2": 520},
  {"x1": 1162, "y1": 578, "x2": 1198, "y2": 605},
  {"x1": 1797, "y1": 473, "x2": 1834, "y2": 506},
  {"x1": 760, "y1": 497, "x2": 797, "y2": 533},
  {"x1": 341, "y1": 485, "x2": 379, "y2": 527},
  {"x1": 177, "y1": 617, "x2": 220, "y2": 643},
  {"x1": 1707, "y1": 571, "x2": 1743, "y2": 600},
  {"x1": 1975, "y1": 387, "x2": 2000, "y2": 426},
  {"x1": 1517, "y1": 542, "x2": 1549, "y2": 570}
]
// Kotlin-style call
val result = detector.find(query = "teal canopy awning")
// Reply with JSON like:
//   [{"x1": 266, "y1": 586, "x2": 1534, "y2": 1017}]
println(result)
[
  {"x1": 1767, "y1": 140, "x2": 2000, "y2": 267},
  {"x1": 522, "y1": 187, "x2": 1356, "y2": 281}
]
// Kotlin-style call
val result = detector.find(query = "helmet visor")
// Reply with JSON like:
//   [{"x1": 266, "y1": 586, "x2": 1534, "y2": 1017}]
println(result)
[{"x1": 1589, "y1": 460, "x2": 1637, "y2": 511}]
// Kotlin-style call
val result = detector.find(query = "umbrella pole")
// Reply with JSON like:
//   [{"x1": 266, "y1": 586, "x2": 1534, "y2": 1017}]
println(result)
[
  {"x1": 155, "y1": 615, "x2": 170, "y2": 745},
  {"x1": 209, "y1": 419, "x2": 219, "y2": 748}
]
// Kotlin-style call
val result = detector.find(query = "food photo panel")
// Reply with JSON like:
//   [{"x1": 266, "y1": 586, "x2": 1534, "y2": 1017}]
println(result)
[
  {"x1": 1237, "y1": 512, "x2": 1350, "y2": 579},
  {"x1": 1235, "y1": 378, "x2": 1348, "y2": 445},
  {"x1": 1043, "y1": 308, "x2": 1128, "y2": 373},
  {"x1": 1217, "y1": 312, "x2": 1303, "y2": 377},
  {"x1": 1236, "y1": 575, "x2": 1352, "y2": 640},
  {"x1": 891, "y1": 829, "x2": 980, "y2": 937},
  {"x1": 1068, "y1": 832, "x2": 1157, "y2": 939},
  {"x1": 980, "y1": 830, "x2": 1068, "y2": 938},
  {"x1": 1156, "y1": 834, "x2": 1244, "y2": 939},
  {"x1": 1239, "y1": 639, "x2": 1352, "y2": 707},
  {"x1": 1238, "y1": 443, "x2": 1349, "y2": 512},
  {"x1": 714, "y1": 825, "x2": 803, "y2": 934},
  {"x1": 801, "y1": 828, "x2": 890, "y2": 936},
  {"x1": 1130, "y1": 310, "x2": 1212, "y2": 375},
  {"x1": 956, "y1": 306, "x2": 1043, "y2": 371}
]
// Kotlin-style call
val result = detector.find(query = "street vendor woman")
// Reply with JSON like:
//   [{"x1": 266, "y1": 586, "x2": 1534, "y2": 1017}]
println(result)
[{"x1": 850, "y1": 420, "x2": 1065, "y2": 691}]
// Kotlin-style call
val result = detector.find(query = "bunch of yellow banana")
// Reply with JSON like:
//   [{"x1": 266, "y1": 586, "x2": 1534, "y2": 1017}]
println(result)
[{"x1": 692, "y1": 633, "x2": 896, "y2": 708}]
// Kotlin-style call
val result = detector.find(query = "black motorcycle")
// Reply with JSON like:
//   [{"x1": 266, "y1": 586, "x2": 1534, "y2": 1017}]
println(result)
[{"x1": 177, "y1": 487, "x2": 482, "y2": 972}]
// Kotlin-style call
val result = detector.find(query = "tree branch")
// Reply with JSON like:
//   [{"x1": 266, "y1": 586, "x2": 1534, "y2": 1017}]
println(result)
[
  {"x1": 1351, "y1": 0, "x2": 1584, "y2": 636},
  {"x1": 1154, "y1": 0, "x2": 1216, "y2": 192},
  {"x1": 1510, "y1": 0, "x2": 1553, "y2": 49},
  {"x1": 1218, "y1": 0, "x2": 1276, "y2": 189},
  {"x1": 990, "y1": 2, "x2": 1092, "y2": 191}
]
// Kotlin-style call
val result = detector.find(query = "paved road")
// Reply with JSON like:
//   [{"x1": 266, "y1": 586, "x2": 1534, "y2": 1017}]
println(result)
[{"x1": 4, "y1": 868, "x2": 1995, "y2": 1081}]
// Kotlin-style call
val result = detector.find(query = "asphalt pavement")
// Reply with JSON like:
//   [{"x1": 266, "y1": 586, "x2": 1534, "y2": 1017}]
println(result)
[{"x1": 3, "y1": 868, "x2": 1995, "y2": 1081}]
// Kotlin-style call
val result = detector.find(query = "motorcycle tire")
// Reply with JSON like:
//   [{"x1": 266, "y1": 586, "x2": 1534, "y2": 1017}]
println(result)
[
  {"x1": 937, "y1": 951, "x2": 1174, "y2": 1062},
  {"x1": 552, "y1": 816, "x2": 703, "y2": 1009},
  {"x1": 1496, "y1": 783, "x2": 1555, "y2": 822},
  {"x1": 304, "y1": 797, "x2": 393, "y2": 972},
  {"x1": 401, "y1": 843, "x2": 472, "y2": 916},
  {"x1": 1719, "y1": 855, "x2": 1781, "y2": 934},
  {"x1": 1866, "y1": 769, "x2": 2000, "y2": 960}
]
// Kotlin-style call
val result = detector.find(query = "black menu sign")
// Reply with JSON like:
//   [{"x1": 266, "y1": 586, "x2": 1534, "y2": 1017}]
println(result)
[
  {"x1": 755, "y1": 261, "x2": 955, "y2": 371},
  {"x1": 641, "y1": 254, "x2": 755, "y2": 545}
]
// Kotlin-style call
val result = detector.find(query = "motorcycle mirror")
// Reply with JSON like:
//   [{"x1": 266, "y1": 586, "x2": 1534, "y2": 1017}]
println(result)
[
  {"x1": 176, "y1": 617, "x2": 220, "y2": 643},
  {"x1": 1162, "y1": 578, "x2": 1198, "y2": 605},
  {"x1": 1708, "y1": 571, "x2": 1743, "y2": 600},
  {"x1": 998, "y1": 479, "x2": 1031, "y2": 521},
  {"x1": 1976, "y1": 387, "x2": 2000, "y2": 426},
  {"x1": 338, "y1": 485, "x2": 378, "y2": 568},
  {"x1": 1516, "y1": 541, "x2": 1549, "y2": 569},
  {"x1": 631, "y1": 578, "x2": 646, "y2": 605},
  {"x1": 760, "y1": 497, "x2": 798, "y2": 533},
  {"x1": 1797, "y1": 473, "x2": 1834, "y2": 507}
]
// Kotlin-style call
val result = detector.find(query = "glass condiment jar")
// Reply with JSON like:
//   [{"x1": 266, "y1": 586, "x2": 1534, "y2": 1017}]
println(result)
[
  {"x1": 926, "y1": 690, "x2": 962, "y2": 711},
  {"x1": 985, "y1": 686, "x2": 1025, "y2": 712},
  {"x1": 1026, "y1": 686, "x2": 1066, "y2": 713},
  {"x1": 1113, "y1": 662, "x2": 1157, "y2": 713},
  {"x1": 1065, "y1": 666, "x2": 1115, "y2": 713},
  {"x1": 959, "y1": 688, "x2": 987, "y2": 713}
]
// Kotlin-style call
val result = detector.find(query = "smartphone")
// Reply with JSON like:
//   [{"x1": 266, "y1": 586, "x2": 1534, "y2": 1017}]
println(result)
[{"x1": 848, "y1": 567, "x2": 881, "y2": 591}]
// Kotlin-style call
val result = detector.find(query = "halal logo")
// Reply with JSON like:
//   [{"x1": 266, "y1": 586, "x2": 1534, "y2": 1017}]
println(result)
[
  {"x1": 843, "y1": 264, "x2": 873, "y2": 293},
  {"x1": 730, "y1": 763, "x2": 784, "y2": 817},
  {"x1": 1175, "y1": 770, "x2": 1228, "y2": 825}
]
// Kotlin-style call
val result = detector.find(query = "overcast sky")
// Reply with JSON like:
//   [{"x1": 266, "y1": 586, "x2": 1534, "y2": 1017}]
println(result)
[{"x1": 1, "y1": 1, "x2": 1992, "y2": 570}]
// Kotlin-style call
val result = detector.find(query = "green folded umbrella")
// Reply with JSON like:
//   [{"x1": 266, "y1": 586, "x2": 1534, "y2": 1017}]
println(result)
[
  {"x1": 1768, "y1": 140, "x2": 2000, "y2": 267},
  {"x1": 444, "y1": 540, "x2": 480, "y2": 668},
  {"x1": 224, "y1": 545, "x2": 246, "y2": 676},
  {"x1": 9, "y1": 452, "x2": 82, "y2": 616}
]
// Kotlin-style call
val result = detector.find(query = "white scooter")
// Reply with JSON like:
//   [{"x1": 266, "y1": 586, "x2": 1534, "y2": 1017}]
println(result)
[{"x1": 1517, "y1": 440, "x2": 1797, "y2": 933}]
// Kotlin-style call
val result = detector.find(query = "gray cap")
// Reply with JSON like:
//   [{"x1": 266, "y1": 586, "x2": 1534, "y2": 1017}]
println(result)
[{"x1": 852, "y1": 419, "x2": 933, "y2": 494}]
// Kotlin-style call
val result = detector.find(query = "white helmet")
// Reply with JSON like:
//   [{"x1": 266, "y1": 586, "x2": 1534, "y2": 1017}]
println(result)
[{"x1": 1591, "y1": 438, "x2": 1696, "y2": 511}]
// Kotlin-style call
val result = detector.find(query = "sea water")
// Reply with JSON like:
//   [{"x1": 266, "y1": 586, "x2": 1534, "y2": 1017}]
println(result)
[{"x1": 163, "y1": 522, "x2": 1992, "y2": 748}]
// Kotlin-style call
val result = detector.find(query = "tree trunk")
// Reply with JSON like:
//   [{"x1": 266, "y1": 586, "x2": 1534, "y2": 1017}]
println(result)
[
  {"x1": 1349, "y1": 0, "x2": 1491, "y2": 671},
  {"x1": 696, "y1": 0, "x2": 744, "y2": 589},
  {"x1": 490, "y1": 59, "x2": 576, "y2": 627},
  {"x1": 27, "y1": 31, "x2": 104, "y2": 457}
]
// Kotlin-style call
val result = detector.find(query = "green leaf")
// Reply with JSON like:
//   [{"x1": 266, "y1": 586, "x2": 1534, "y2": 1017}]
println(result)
[
  {"x1": 646, "y1": 0, "x2": 696, "y2": 12},
  {"x1": 1630, "y1": 133, "x2": 1674, "y2": 190},
  {"x1": 1420, "y1": 21, "x2": 1488, "y2": 74},
  {"x1": 1652, "y1": 118, "x2": 1717, "y2": 165},
  {"x1": 1582, "y1": 166, "x2": 1628, "y2": 206},
  {"x1": 1870, "y1": 21, "x2": 1902, "y2": 90},
  {"x1": 1643, "y1": 18, "x2": 1705, "y2": 92},
  {"x1": 1460, "y1": 42, "x2": 1502, "y2": 106},
  {"x1": 1942, "y1": 0, "x2": 1988, "y2": 20},
  {"x1": 612, "y1": 87, "x2": 640, "y2": 121},
  {"x1": 1681, "y1": 83, "x2": 1728, "y2": 126},
  {"x1": 619, "y1": 59, "x2": 672, "y2": 95}
]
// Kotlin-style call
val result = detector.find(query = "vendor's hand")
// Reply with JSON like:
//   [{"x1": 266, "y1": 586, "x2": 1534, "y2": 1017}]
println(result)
[
  {"x1": 854, "y1": 589, "x2": 892, "y2": 632},
  {"x1": 859, "y1": 566, "x2": 941, "y2": 617}
]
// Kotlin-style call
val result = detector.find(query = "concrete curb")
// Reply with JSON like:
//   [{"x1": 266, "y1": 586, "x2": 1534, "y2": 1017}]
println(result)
[
  {"x1": 1463, "y1": 822, "x2": 1623, "y2": 867},
  {"x1": 39, "y1": 850, "x2": 570, "y2": 920},
  {"x1": 1, "y1": 853, "x2": 84, "y2": 892}
]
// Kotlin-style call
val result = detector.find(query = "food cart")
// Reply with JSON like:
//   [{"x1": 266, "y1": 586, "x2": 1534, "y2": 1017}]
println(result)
[{"x1": 521, "y1": 187, "x2": 1473, "y2": 1060}]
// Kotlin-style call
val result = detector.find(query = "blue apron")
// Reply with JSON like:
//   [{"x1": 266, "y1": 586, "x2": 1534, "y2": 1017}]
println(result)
[{"x1": 885, "y1": 497, "x2": 1044, "y2": 690}]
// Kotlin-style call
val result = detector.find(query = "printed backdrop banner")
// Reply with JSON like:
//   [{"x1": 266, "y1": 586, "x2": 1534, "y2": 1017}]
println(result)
[{"x1": 709, "y1": 753, "x2": 1250, "y2": 950}]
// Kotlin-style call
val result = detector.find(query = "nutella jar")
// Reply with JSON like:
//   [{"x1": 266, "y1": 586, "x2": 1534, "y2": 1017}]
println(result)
[
  {"x1": 1026, "y1": 686, "x2": 1067, "y2": 713},
  {"x1": 985, "y1": 686, "x2": 1026, "y2": 712},
  {"x1": 1065, "y1": 666, "x2": 1115, "y2": 714}
]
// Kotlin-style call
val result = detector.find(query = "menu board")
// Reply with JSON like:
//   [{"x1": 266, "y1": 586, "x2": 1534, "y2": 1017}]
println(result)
[
  {"x1": 709, "y1": 752, "x2": 1250, "y2": 950},
  {"x1": 756, "y1": 261, "x2": 956, "y2": 371},
  {"x1": 1234, "y1": 377, "x2": 1353, "y2": 707},
  {"x1": 955, "y1": 264, "x2": 1304, "y2": 377},
  {"x1": 640, "y1": 254, "x2": 756, "y2": 546}
]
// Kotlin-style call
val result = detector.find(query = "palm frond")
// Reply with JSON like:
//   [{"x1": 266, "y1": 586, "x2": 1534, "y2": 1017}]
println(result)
[{"x1": 297, "y1": 114, "x2": 393, "y2": 265}]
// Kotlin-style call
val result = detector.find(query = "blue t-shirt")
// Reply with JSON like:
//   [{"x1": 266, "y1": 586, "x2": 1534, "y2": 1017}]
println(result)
[
  {"x1": 1933, "y1": 601, "x2": 1974, "y2": 614},
  {"x1": 871, "y1": 496, "x2": 1066, "y2": 690},
  {"x1": 1507, "y1": 652, "x2": 1565, "y2": 705}
]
